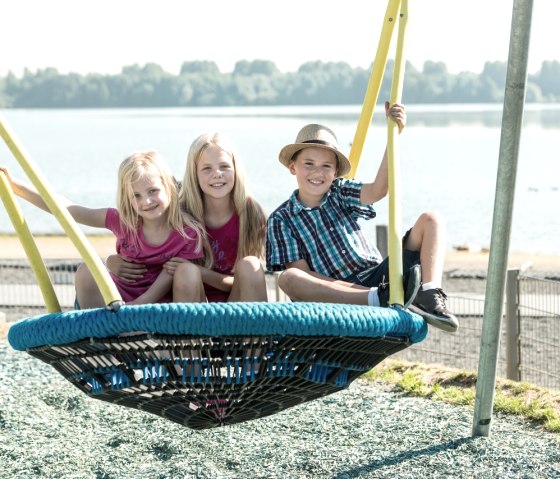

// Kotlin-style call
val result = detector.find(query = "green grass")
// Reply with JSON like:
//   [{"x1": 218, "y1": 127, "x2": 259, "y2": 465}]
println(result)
[{"x1": 364, "y1": 359, "x2": 560, "y2": 433}]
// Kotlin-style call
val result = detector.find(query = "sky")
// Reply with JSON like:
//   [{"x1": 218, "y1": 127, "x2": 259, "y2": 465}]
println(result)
[{"x1": 1, "y1": 0, "x2": 558, "y2": 78}]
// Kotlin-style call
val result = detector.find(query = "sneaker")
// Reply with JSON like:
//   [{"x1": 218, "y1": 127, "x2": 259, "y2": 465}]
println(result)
[
  {"x1": 377, "y1": 264, "x2": 421, "y2": 309},
  {"x1": 409, "y1": 288, "x2": 459, "y2": 333}
]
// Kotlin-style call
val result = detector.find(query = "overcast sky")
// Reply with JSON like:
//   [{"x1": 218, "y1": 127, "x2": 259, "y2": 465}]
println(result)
[{"x1": 1, "y1": 0, "x2": 557, "y2": 77}]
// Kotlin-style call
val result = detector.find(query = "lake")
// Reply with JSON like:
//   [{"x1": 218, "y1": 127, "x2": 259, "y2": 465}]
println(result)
[{"x1": 1, "y1": 104, "x2": 559, "y2": 255}]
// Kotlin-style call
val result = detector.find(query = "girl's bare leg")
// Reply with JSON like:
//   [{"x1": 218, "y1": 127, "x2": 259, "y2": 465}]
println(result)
[
  {"x1": 75, "y1": 263, "x2": 105, "y2": 309},
  {"x1": 173, "y1": 262, "x2": 206, "y2": 302},
  {"x1": 228, "y1": 256, "x2": 268, "y2": 302}
]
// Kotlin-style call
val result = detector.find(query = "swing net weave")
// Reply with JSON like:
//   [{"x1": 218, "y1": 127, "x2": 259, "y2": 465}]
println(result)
[{"x1": 8, "y1": 302, "x2": 427, "y2": 429}]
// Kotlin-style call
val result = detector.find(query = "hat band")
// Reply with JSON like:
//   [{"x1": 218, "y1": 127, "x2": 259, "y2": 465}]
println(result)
[{"x1": 302, "y1": 139, "x2": 338, "y2": 151}]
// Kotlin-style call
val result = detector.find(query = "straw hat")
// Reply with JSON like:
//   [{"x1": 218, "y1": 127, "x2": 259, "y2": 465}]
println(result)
[{"x1": 278, "y1": 124, "x2": 351, "y2": 177}]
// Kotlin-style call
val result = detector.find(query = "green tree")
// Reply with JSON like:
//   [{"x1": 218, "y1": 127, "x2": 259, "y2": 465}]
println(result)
[
  {"x1": 535, "y1": 60, "x2": 560, "y2": 98},
  {"x1": 233, "y1": 60, "x2": 280, "y2": 76},
  {"x1": 180, "y1": 61, "x2": 221, "y2": 75}
]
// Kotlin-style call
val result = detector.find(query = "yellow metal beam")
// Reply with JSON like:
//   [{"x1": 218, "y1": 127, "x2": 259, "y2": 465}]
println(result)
[
  {"x1": 0, "y1": 172, "x2": 61, "y2": 312},
  {"x1": 346, "y1": 0, "x2": 402, "y2": 179},
  {"x1": 387, "y1": 0, "x2": 409, "y2": 307},
  {"x1": 0, "y1": 113, "x2": 123, "y2": 310}
]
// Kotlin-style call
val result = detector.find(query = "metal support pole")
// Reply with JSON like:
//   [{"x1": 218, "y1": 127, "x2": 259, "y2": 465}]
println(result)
[
  {"x1": 346, "y1": 0, "x2": 401, "y2": 179},
  {"x1": 506, "y1": 269, "x2": 521, "y2": 381},
  {"x1": 472, "y1": 0, "x2": 533, "y2": 437}
]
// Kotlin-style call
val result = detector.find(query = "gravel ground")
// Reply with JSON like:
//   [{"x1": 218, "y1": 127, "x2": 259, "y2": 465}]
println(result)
[{"x1": 1, "y1": 340, "x2": 559, "y2": 479}]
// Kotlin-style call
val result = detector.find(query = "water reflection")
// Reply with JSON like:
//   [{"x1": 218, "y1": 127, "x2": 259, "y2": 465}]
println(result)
[{"x1": 162, "y1": 103, "x2": 560, "y2": 129}]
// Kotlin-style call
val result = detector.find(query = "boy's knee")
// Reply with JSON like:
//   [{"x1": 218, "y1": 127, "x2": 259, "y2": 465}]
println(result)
[
  {"x1": 420, "y1": 210, "x2": 445, "y2": 228},
  {"x1": 278, "y1": 268, "x2": 304, "y2": 297}
]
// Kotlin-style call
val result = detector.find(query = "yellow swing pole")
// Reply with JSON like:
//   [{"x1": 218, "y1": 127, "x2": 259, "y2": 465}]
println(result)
[
  {"x1": 0, "y1": 114, "x2": 123, "y2": 310},
  {"x1": 387, "y1": 0, "x2": 409, "y2": 306},
  {"x1": 346, "y1": 0, "x2": 402, "y2": 179},
  {"x1": 0, "y1": 172, "x2": 61, "y2": 313}
]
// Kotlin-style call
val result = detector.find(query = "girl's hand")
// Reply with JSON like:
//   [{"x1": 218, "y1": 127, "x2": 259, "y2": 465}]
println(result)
[
  {"x1": 385, "y1": 102, "x2": 406, "y2": 133},
  {"x1": 163, "y1": 257, "x2": 188, "y2": 276},
  {"x1": 106, "y1": 254, "x2": 147, "y2": 283},
  {"x1": 0, "y1": 166, "x2": 14, "y2": 184}
]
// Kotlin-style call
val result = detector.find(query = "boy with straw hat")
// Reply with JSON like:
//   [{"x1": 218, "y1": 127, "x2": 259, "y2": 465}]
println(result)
[{"x1": 266, "y1": 103, "x2": 458, "y2": 332}]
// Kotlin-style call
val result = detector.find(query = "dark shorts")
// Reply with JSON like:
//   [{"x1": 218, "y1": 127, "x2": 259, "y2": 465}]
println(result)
[{"x1": 344, "y1": 229, "x2": 420, "y2": 288}]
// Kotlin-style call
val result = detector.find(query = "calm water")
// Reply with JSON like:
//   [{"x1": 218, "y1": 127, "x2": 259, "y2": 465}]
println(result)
[{"x1": 1, "y1": 104, "x2": 559, "y2": 255}]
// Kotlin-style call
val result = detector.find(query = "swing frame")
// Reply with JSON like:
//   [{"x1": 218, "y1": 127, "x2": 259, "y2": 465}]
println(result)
[{"x1": 0, "y1": 0, "x2": 427, "y2": 430}]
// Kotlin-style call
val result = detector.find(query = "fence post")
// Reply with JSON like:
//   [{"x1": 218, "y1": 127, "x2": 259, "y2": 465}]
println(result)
[
  {"x1": 506, "y1": 268, "x2": 521, "y2": 381},
  {"x1": 376, "y1": 224, "x2": 389, "y2": 258}
]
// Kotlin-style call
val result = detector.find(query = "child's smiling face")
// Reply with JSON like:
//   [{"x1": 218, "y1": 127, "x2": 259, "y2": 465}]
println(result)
[
  {"x1": 196, "y1": 145, "x2": 235, "y2": 201},
  {"x1": 289, "y1": 147, "x2": 338, "y2": 207},
  {"x1": 130, "y1": 174, "x2": 170, "y2": 221}
]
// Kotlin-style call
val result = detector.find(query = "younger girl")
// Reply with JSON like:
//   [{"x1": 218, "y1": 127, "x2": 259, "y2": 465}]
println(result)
[
  {"x1": 1, "y1": 150, "x2": 206, "y2": 307},
  {"x1": 108, "y1": 133, "x2": 268, "y2": 302}
]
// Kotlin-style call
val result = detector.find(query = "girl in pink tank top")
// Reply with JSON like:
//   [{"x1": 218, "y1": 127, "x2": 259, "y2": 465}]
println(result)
[
  {"x1": 106, "y1": 134, "x2": 267, "y2": 303},
  {"x1": 2, "y1": 151, "x2": 207, "y2": 308}
]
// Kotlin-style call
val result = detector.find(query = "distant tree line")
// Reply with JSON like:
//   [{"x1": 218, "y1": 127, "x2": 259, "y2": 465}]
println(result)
[{"x1": 0, "y1": 59, "x2": 559, "y2": 108}]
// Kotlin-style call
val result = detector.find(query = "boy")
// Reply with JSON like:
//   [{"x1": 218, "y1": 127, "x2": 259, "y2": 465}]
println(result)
[{"x1": 266, "y1": 103, "x2": 458, "y2": 333}]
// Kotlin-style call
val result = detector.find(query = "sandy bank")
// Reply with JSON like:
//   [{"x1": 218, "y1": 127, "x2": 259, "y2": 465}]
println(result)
[{"x1": 1, "y1": 233, "x2": 559, "y2": 272}]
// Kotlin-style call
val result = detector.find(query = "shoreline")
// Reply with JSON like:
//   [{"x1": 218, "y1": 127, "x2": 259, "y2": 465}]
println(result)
[{"x1": 1, "y1": 234, "x2": 560, "y2": 272}]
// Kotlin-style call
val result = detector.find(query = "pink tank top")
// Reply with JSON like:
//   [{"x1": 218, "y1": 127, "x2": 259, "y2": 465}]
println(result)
[
  {"x1": 204, "y1": 212, "x2": 239, "y2": 302},
  {"x1": 105, "y1": 208, "x2": 203, "y2": 302}
]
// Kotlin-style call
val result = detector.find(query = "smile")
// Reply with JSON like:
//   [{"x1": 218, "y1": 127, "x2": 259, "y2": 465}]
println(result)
[
  {"x1": 308, "y1": 179, "x2": 324, "y2": 185},
  {"x1": 142, "y1": 204, "x2": 159, "y2": 212}
]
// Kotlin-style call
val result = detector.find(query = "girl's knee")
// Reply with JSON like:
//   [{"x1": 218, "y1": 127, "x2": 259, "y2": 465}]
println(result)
[
  {"x1": 75, "y1": 264, "x2": 96, "y2": 290},
  {"x1": 75, "y1": 263, "x2": 103, "y2": 308},
  {"x1": 235, "y1": 256, "x2": 264, "y2": 277},
  {"x1": 173, "y1": 262, "x2": 204, "y2": 302},
  {"x1": 173, "y1": 262, "x2": 202, "y2": 285}
]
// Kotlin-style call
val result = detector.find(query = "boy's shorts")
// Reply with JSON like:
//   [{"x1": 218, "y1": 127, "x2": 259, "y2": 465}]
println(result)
[{"x1": 344, "y1": 229, "x2": 421, "y2": 288}]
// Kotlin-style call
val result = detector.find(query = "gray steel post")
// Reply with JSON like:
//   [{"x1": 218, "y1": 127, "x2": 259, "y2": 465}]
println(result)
[{"x1": 472, "y1": 0, "x2": 533, "y2": 437}]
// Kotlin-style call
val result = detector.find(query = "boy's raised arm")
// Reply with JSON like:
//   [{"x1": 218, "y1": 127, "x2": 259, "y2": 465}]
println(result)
[{"x1": 359, "y1": 102, "x2": 406, "y2": 206}]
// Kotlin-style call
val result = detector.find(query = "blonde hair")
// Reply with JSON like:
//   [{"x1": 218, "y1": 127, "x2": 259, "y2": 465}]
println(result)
[
  {"x1": 179, "y1": 133, "x2": 266, "y2": 266},
  {"x1": 117, "y1": 150, "x2": 205, "y2": 253}
]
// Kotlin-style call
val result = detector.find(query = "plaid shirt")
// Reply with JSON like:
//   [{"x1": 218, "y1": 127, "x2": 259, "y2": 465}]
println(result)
[{"x1": 266, "y1": 178, "x2": 382, "y2": 279}]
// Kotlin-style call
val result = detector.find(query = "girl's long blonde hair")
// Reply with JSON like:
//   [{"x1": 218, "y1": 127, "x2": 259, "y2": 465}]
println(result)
[
  {"x1": 179, "y1": 133, "x2": 266, "y2": 266},
  {"x1": 117, "y1": 150, "x2": 205, "y2": 253}
]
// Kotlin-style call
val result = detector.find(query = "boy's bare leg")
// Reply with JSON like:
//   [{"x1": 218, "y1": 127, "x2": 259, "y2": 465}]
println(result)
[
  {"x1": 403, "y1": 210, "x2": 446, "y2": 285},
  {"x1": 404, "y1": 211, "x2": 458, "y2": 332},
  {"x1": 228, "y1": 256, "x2": 268, "y2": 302},
  {"x1": 278, "y1": 268, "x2": 370, "y2": 304}
]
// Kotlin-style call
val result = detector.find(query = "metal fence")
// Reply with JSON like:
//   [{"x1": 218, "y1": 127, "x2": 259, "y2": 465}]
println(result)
[
  {"x1": 0, "y1": 259, "x2": 77, "y2": 322},
  {"x1": 1, "y1": 260, "x2": 559, "y2": 390},
  {"x1": 398, "y1": 269, "x2": 560, "y2": 391}
]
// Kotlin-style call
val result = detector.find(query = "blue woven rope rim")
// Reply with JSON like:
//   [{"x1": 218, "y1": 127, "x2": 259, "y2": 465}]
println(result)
[{"x1": 8, "y1": 302, "x2": 428, "y2": 351}]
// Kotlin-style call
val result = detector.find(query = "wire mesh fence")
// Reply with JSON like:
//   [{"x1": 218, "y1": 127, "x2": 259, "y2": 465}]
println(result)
[
  {"x1": 0, "y1": 259, "x2": 77, "y2": 322},
  {"x1": 1, "y1": 260, "x2": 559, "y2": 390},
  {"x1": 517, "y1": 274, "x2": 560, "y2": 389},
  {"x1": 396, "y1": 296, "x2": 508, "y2": 377}
]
